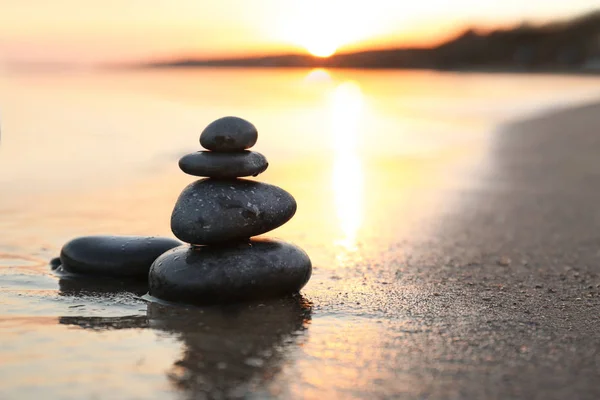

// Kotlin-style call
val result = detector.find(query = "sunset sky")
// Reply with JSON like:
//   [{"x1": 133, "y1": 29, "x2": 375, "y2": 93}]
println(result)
[{"x1": 0, "y1": 0, "x2": 598, "y2": 64}]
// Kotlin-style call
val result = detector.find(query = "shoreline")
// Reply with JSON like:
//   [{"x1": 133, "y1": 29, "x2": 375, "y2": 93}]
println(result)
[{"x1": 136, "y1": 63, "x2": 600, "y2": 77}]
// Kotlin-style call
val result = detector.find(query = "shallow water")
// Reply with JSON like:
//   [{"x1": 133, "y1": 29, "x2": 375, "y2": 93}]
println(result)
[{"x1": 1, "y1": 68, "x2": 600, "y2": 399}]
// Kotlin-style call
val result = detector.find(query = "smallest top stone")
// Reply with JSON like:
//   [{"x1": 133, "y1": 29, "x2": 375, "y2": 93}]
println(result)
[{"x1": 200, "y1": 116, "x2": 258, "y2": 152}]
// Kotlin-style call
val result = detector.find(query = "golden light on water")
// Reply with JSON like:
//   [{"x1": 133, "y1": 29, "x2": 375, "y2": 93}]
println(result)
[
  {"x1": 330, "y1": 81, "x2": 365, "y2": 251},
  {"x1": 303, "y1": 68, "x2": 333, "y2": 83}
]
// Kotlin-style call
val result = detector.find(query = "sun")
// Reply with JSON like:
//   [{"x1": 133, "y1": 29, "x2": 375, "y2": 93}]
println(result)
[
  {"x1": 279, "y1": 0, "x2": 390, "y2": 59},
  {"x1": 300, "y1": 32, "x2": 338, "y2": 57},
  {"x1": 279, "y1": 1, "x2": 343, "y2": 58},
  {"x1": 306, "y1": 45, "x2": 336, "y2": 58},
  {"x1": 305, "y1": 42, "x2": 337, "y2": 58},
  {"x1": 277, "y1": 1, "x2": 399, "y2": 60}
]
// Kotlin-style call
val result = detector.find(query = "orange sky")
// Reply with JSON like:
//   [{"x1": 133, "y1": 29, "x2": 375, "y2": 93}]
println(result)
[{"x1": 0, "y1": 0, "x2": 598, "y2": 64}]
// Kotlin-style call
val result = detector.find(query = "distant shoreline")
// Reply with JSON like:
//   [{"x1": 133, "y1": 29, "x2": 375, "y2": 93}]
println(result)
[
  {"x1": 140, "y1": 10, "x2": 600, "y2": 75},
  {"x1": 142, "y1": 63, "x2": 600, "y2": 76}
]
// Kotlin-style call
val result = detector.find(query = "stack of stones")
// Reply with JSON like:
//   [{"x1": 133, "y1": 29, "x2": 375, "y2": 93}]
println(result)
[{"x1": 148, "y1": 116, "x2": 312, "y2": 305}]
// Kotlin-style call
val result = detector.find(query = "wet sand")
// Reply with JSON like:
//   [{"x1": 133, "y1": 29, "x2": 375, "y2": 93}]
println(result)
[
  {"x1": 2, "y1": 98, "x2": 600, "y2": 398},
  {"x1": 400, "y1": 101, "x2": 600, "y2": 399}
]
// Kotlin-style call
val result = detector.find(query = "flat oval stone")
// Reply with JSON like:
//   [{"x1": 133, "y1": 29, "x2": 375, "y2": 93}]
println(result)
[
  {"x1": 178, "y1": 151, "x2": 268, "y2": 178},
  {"x1": 171, "y1": 179, "x2": 296, "y2": 245},
  {"x1": 60, "y1": 235, "x2": 181, "y2": 279},
  {"x1": 148, "y1": 238, "x2": 312, "y2": 305},
  {"x1": 200, "y1": 116, "x2": 258, "y2": 152}
]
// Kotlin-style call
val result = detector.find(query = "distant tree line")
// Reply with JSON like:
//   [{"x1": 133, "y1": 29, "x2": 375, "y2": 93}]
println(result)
[{"x1": 148, "y1": 10, "x2": 600, "y2": 71}]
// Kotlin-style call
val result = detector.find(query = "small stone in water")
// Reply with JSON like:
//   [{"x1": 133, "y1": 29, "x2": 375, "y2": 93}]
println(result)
[
  {"x1": 49, "y1": 257, "x2": 61, "y2": 270},
  {"x1": 60, "y1": 235, "x2": 181, "y2": 279}
]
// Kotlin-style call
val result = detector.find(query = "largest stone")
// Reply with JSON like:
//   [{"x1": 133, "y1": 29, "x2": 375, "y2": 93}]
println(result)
[
  {"x1": 171, "y1": 179, "x2": 297, "y2": 245},
  {"x1": 148, "y1": 239, "x2": 312, "y2": 305}
]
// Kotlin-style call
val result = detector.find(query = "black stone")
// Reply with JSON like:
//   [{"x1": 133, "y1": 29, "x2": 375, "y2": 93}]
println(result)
[
  {"x1": 171, "y1": 179, "x2": 297, "y2": 245},
  {"x1": 148, "y1": 238, "x2": 312, "y2": 305},
  {"x1": 60, "y1": 235, "x2": 181, "y2": 279},
  {"x1": 178, "y1": 151, "x2": 268, "y2": 178},
  {"x1": 200, "y1": 116, "x2": 258, "y2": 152},
  {"x1": 49, "y1": 257, "x2": 61, "y2": 270}
]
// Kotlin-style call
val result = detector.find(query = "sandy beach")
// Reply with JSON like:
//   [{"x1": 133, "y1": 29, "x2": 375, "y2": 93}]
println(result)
[
  {"x1": 1, "y1": 69, "x2": 600, "y2": 399},
  {"x1": 399, "y1": 101, "x2": 600, "y2": 399}
]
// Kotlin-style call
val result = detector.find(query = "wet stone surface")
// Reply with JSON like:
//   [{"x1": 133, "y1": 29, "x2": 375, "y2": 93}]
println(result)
[
  {"x1": 49, "y1": 257, "x2": 61, "y2": 270},
  {"x1": 60, "y1": 235, "x2": 181, "y2": 279},
  {"x1": 148, "y1": 238, "x2": 312, "y2": 305},
  {"x1": 200, "y1": 116, "x2": 258, "y2": 152},
  {"x1": 178, "y1": 151, "x2": 268, "y2": 178},
  {"x1": 170, "y1": 178, "x2": 297, "y2": 245}
]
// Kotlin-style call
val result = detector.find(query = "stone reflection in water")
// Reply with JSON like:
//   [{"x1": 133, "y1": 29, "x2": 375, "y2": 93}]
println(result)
[
  {"x1": 148, "y1": 296, "x2": 312, "y2": 399},
  {"x1": 58, "y1": 295, "x2": 312, "y2": 399},
  {"x1": 59, "y1": 314, "x2": 149, "y2": 330}
]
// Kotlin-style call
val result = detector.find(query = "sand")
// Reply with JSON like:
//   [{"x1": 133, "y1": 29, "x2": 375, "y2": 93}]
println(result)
[{"x1": 398, "y1": 101, "x2": 600, "y2": 399}]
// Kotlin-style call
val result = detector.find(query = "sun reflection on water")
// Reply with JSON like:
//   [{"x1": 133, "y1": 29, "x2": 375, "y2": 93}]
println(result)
[
  {"x1": 330, "y1": 82, "x2": 365, "y2": 253},
  {"x1": 303, "y1": 68, "x2": 332, "y2": 84}
]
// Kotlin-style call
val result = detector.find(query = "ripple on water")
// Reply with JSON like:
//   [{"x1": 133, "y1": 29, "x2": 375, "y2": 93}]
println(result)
[
  {"x1": 0, "y1": 252, "x2": 57, "y2": 293},
  {"x1": 0, "y1": 249, "x2": 148, "y2": 318},
  {"x1": 0, "y1": 252, "x2": 46, "y2": 268}
]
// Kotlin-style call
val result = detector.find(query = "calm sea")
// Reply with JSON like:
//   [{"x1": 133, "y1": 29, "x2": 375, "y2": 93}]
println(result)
[{"x1": 2, "y1": 68, "x2": 600, "y2": 193}]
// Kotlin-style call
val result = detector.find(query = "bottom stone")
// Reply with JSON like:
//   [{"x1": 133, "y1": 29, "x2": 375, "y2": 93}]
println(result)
[{"x1": 148, "y1": 238, "x2": 312, "y2": 305}]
